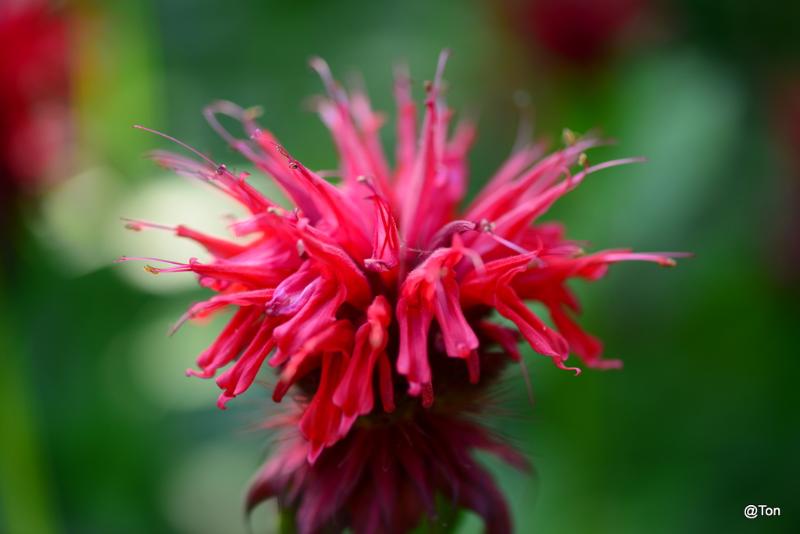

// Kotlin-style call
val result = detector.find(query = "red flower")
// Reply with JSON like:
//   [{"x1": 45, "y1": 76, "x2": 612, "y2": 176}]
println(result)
[
  {"x1": 126, "y1": 51, "x2": 681, "y2": 532},
  {"x1": 501, "y1": 0, "x2": 649, "y2": 67},
  {"x1": 0, "y1": 0, "x2": 71, "y2": 194}
]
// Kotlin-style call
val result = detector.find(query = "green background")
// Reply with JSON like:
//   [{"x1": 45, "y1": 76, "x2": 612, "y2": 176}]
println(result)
[{"x1": 2, "y1": 0, "x2": 799, "y2": 532}]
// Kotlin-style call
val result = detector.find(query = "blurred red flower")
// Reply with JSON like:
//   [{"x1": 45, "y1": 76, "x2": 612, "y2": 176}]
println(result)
[
  {"x1": 501, "y1": 0, "x2": 648, "y2": 67},
  {"x1": 0, "y1": 0, "x2": 71, "y2": 196}
]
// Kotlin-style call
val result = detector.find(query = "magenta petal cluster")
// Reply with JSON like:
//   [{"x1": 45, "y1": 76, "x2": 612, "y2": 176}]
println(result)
[{"x1": 127, "y1": 52, "x2": 680, "y2": 533}]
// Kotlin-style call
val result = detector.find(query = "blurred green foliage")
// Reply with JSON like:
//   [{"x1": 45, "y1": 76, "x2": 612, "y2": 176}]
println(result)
[{"x1": 1, "y1": 0, "x2": 799, "y2": 533}]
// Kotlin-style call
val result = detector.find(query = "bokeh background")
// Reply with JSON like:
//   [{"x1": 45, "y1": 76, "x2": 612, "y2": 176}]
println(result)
[{"x1": 2, "y1": 0, "x2": 799, "y2": 532}]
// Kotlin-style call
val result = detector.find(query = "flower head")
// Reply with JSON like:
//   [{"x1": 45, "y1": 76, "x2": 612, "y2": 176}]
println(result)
[
  {"x1": 126, "y1": 51, "x2": 681, "y2": 532},
  {"x1": 0, "y1": 0, "x2": 71, "y2": 195},
  {"x1": 501, "y1": 0, "x2": 649, "y2": 67}
]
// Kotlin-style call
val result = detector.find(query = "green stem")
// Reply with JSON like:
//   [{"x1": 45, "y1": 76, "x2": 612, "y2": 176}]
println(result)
[{"x1": 0, "y1": 285, "x2": 57, "y2": 534}]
